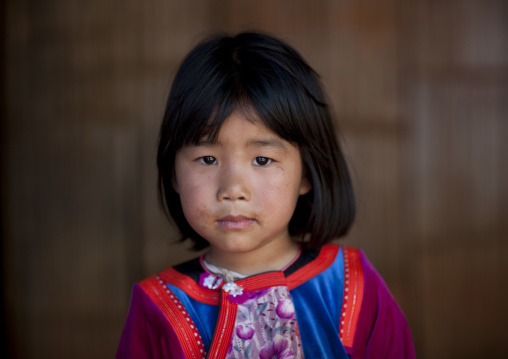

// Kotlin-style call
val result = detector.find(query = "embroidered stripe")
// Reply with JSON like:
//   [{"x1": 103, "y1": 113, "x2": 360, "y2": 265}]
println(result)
[
  {"x1": 139, "y1": 276, "x2": 206, "y2": 359},
  {"x1": 339, "y1": 247, "x2": 364, "y2": 349},
  {"x1": 159, "y1": 245, "x2": 340, "y2": 305},
  {"x1": 235, "y1": 272, "x2": 286, "y2": 290},
  {"x1": 159, "y1": 267, "x2": 220, "y2": 305},
  {"x1": 286, "y1": 244, "x2": 339, "y2": 289},
  {"x1": 207, "y1": 290, "x2": 238, "y2": 359}
]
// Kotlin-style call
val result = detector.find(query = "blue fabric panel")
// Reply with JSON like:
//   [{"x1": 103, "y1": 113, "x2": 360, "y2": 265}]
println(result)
[
  {"x1": 291, "y1": 246, "x2": 348, "y2": 359},
  {"x1": 167, "y1": 283, "x2": 218, "y2": 350}
]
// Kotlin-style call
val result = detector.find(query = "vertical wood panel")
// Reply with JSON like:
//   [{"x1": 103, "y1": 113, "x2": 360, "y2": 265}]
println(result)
[
  {"x1": 3, "y1": 1, "x2": 214, "y2": 358},
  {"x1": 408, "y1": 0, "x2": 508, "y2": 357}
]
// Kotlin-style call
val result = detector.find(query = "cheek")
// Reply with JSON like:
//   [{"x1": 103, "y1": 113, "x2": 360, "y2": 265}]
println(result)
[
  {"x1": 254, "y1": 173, "x2": 301, "y2": 217},
  {"x1": 178, "y1": 181, "x2": 212, "y2": 224}
]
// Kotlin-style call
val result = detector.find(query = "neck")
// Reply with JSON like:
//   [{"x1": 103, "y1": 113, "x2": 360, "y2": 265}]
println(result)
[{"x1": 205, "y1": 240, "x2": 300, "y2": 276}]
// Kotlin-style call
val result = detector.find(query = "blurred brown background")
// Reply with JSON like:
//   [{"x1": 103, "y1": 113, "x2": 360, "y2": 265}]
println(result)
[{"x1": 1, "y1": 0, "x2": 507, "y2": 358}]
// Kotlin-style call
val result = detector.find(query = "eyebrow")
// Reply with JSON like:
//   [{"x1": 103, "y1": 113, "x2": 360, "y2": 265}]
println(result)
[
  {"x1": 246, "y1": 138, "x2": 288, "y2": 150},
  {"x1": 195, "y1": 138, "x2": 215, "y2": 147}
]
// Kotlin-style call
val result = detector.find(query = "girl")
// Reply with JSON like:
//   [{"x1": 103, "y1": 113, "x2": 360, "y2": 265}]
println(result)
[{"x1": 117, "y1": 32, "x2": 415, "y2": 359}]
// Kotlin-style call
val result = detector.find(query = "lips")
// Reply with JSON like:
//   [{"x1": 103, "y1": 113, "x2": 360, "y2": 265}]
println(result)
[{"x1": 216, "y1": 215, "x2": 256, "y2": 230}]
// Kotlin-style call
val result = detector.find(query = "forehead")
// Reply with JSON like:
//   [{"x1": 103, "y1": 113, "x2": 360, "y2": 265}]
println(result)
[
  {"x1": 199, "y1": 106, "x2": 275, "y2": 139},
  {"x1": 198, "y1": 109, "x2": 287, "y2": 148}
]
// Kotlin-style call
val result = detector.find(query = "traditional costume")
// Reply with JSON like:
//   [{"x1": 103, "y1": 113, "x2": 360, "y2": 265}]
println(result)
[{"x1": 117, "y1": 245, "x2": 415, "y2": 358}]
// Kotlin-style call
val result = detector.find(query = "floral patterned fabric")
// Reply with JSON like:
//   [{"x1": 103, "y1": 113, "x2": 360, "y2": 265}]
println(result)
[
  {"x1": 225, "y1": 286, "x2": 303, "y2": 359},
  {"x1": 117, "y1": 245, "x2": 415, "y2": 359}
]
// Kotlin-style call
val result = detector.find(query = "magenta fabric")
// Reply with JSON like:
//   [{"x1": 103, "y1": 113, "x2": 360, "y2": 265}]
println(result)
[
  {"x1": 116, "y1": 284, "x2": 187, "y2": 359},
  {"x1": 116, "y1": 248, "x2": 415, "y2": 358},
  {"x1": 347, "y1": 251, "x2": 415, "y2": 358}
]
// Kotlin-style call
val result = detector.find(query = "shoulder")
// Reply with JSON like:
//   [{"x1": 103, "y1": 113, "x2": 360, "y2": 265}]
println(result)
[
  {"x1": 116, "y1": 283, "x2": 188, "y2": 359},
  {"x1": 139, "y1": 256, "x2": 221, "y2": 306},
  {"x1": 348, "y1": 250, "x2": 416, "y2": 359}
]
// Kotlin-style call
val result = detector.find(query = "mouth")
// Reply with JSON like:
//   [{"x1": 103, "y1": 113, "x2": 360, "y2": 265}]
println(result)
[{"x1": 216, "y1": 215, "x2": 256, "y2": 230}]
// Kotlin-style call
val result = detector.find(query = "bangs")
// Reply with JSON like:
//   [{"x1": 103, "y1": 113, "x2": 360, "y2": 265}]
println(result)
[
  {"x1": 167, "y1": 38, "x2": 324, "y2": 151},
  {"x1": 179, "y1": 96, "x2": 256, "y2": 147}
]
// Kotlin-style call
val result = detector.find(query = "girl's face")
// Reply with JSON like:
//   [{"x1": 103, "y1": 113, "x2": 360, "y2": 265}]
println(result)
[{"x1": 174, "y1": 109, "x2": 311, "y2": 262}]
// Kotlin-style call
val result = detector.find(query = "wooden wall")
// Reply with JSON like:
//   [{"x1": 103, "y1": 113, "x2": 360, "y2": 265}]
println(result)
[
  {"x1": 406, "y1": 1, "x2": 508, "y2": 356},
  {"x1": 2, "y1": 1, "x2": 507, "y2": 358}
]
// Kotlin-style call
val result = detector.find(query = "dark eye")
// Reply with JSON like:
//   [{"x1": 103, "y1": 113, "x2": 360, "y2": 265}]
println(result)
[
  {"x1": 253, "y1": 157, "x2": 272, "y2": 166},
  {"x1": 200, "y1": 156, "x2": 217, "y2": 165}
]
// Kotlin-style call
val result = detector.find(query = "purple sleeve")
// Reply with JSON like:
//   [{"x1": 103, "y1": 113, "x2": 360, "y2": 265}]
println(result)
[
  {"x1": 116, "y1": 284, "x2": 187, "y2": 359},
  {"x1": 350, "y1": 251, "x2": 416, "y2": 359}
]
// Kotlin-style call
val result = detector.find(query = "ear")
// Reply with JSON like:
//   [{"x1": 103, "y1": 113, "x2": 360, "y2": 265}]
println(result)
[{"x1": 299, "y1": 176, "x2": 312, "y2": 195}]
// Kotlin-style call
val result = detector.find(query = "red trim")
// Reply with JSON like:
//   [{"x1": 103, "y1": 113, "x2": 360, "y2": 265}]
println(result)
[
  {"x1": 338, "y1": 247, "x2": 364, "y2": 350},
  {"x1": 142, "y1": 244, "x2": 346, "y2": 358},
  {"x1": 139, "y1": 275, "x2": 206, "y2": 359},
  {"x1": 236, "y1": 271, "x2": 286, "y2": 291},
  {"x1": 286, "y1": 244, "x2": 339, "y2": 289},
  {"x1": 206, "y1": 291, "x2": 238, "y2": 359},
  {"x1": 159, "y1": 267, "x2": 220, "y2": 305},
  {"x1": 159, "y1": 245, "x2": 340, "y2": 304}
]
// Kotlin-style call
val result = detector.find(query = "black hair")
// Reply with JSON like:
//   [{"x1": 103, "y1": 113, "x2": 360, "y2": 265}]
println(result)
[{"x1": 157, "y1": 31, "x2": 355, "y2": 250}]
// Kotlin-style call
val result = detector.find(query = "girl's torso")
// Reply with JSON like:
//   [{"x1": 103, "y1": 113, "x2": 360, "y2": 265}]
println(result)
[{"x1": 139, "y1": 244, "x2": 363, "y2": 359}]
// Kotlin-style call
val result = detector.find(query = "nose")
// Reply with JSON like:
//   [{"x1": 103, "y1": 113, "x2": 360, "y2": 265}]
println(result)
[{"x1": 216, "y1": 164, "x2": 250, "y2": 202}]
